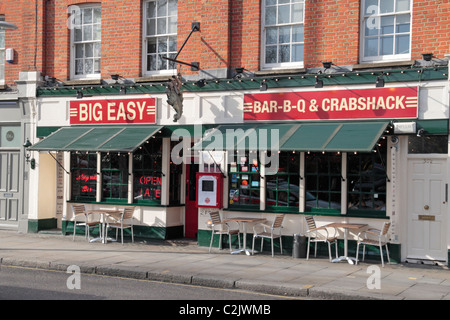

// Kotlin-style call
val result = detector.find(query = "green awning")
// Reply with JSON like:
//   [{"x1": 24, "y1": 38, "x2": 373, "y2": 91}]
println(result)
[
  {"x1": 194, "y1": 121, "x2": 389, "y2": 153},
  {"x1": 29, "y1": 126, "x2": 163, "y2": 152}
]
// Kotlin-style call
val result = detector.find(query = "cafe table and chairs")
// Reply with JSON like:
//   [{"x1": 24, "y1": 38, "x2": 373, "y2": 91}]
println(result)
[
  {"x1": 223, "y1": 216, "x2": 266, "y2": 255},
  {"x1": 85, "y1": 208, "x2": 122, "y2": 244},
  {"x1": 323, "y1": 221, "x2": 368, "y2": 265},
  {"x1": 71, "y1": 204, "x2": 102, "y2": 242}
]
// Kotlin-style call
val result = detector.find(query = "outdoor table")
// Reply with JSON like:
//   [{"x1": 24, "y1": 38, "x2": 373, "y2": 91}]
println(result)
[
  {"x1": 86, "y1": 209, "x2": 122, "y2": 244},
  {"x1": 223, "y1": 217, "x2": 266, "y2": 255},
  {"x1": 324, "y1": 222, "x2": 368, "y2": 264}
]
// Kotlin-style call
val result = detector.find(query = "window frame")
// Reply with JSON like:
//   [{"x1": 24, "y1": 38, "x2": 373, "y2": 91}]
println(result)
[
  {"x1": 261, "y1": 0, "x2": 305, "y2": 70},
  {"x1": 360, "y1": 0, "x2": 412, "y2": 63},
  {"x1": 101, "y1": 152, "x2": 129, "y2": 203},
  {"x1": 69, "y1": 3, "x2": 102, "y2": 80},
  {"x1": 0, "y1": 15, "x2": 5, "y2": 85},
  {"x1": 142, "y1": 0, "x2": 178, "y2": 76},
  {"x1": 70, "y1": 152, "x2": 98, "y2": 202}
]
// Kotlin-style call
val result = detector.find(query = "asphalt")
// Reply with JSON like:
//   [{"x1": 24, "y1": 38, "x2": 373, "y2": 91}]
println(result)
[{"x1": 0, "y1": 229, "x2": 449, "y2": 300}]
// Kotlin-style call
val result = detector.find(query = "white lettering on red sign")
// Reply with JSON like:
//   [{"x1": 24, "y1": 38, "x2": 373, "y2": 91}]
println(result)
[
  {"x1": 70, "y1": 98, "x2": 156, "y2": 124},
  {"x1": 244, "y1": 87, "x2": 418, "y2": 121}
]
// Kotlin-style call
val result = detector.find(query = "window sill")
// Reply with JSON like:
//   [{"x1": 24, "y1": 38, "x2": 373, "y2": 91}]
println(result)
[
  {"x1": 353, "y1": 60, "x2": 415, "y2": 70},
  {"x1": 64, "y1": 79, "x2": 102, "y2": 86}
]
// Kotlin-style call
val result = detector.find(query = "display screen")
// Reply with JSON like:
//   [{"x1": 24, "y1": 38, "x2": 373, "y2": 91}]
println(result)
[{"x1": 202, "y1": 180, "x2": 214, "y2": 192}]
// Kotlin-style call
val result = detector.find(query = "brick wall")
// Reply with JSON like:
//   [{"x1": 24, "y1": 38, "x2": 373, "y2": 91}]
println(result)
[{"x1": 0, "y1": 0, "x2": 449, "y2": 86}]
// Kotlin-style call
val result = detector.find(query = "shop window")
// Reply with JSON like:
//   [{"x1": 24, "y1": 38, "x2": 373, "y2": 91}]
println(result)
[
  {"x1": 133, "y1": 139, "x2": 162, "y2": 204},
  {"x1": 262, "y1": 0, "x2": 304, "y2": 69},
  {"x1": 143, "y1": 0, "x2": 178, "y2": 75},
  {"x1": 102, "y1": 153, "x2": 129, "y2": 201},
  {"x1": 0, "y1": 15, "x2": 4, "y2": 84},
  {"x1": 305, "y1": 153, "x2": 341, "y2": 212},
  {"x1": 228, "y1": 151, "x2": 260, "y2": 208},
  {"x1": 361, "y1": 0, "x2": 412, "y2": 63},
  {"x1": 266, "y1": 152, "x2": 300, "y2": 210},
  {"x1": 408, "y1": 135, "x2": 448, "y2": 154},
  {"x1": 348, "y1": 138, "x2": 387, "y2": 213},
  {"x1": 69, "y1": 4, "x2": 101, "y2": 79},
  {"x1": 71, "y1": 152, "x2": 97, "y2": 201}
]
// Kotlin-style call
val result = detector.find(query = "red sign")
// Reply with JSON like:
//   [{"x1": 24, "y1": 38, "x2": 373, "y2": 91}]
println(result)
[
  {"x1": 244, "y1": 87, "x2": 418, "y2": 121},
  {"x1": 70, "y1": 98, "x2": 156, "y2": 124}
]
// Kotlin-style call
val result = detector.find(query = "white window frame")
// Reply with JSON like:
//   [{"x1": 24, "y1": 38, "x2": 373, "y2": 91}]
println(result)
[
  {"x1": 142, "y1": 0, "x2": 178, "y2": 76},
  {"x1": 360, "y1": 0, "x2": 412, "y2": 63},
  {"x1": 69, "y1": 3, "x2": 101, "y2": 80},
  {"x1": 261, "y1": 0, "x2": 305, "y2": 70},
  {"x1": 0, "y1": 15, "x2": 5, "y2": 85}
]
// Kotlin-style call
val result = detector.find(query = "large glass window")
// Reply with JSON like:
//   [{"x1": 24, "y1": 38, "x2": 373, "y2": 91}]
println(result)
[
  {"x1": 70, "y1": 4, "x2": 101, "y2": 79},
  {"x1": 262, "y1": 0, "x2": 305, "y2": 69},
  {"x1": 71, "y1": 152, "x2": 97, "y2": 201},
  {"x1": 229, "y1": 151, "x2": 260, "y2": 208},
  {"x1": 361, "y1": 0, "x2": 411, "y2": 62},
  {"x1": 133, "y1": 139, "x2": 163, "y2": 204},
  {"x1": 348, "y1": 138, "x2": 387, "y2": 213},
  {"x1": 102, "y1": 153, "x2": 128, "y2": 201},
  {"x1": 305, "y1": 153, "x2": 341, "y2": 212},
  {"x1": 143, "y1": 0, "x2": 178, "y2": 74},
  {"x1": 266, "y1": 152, "x2": 300, "y2": 210}
]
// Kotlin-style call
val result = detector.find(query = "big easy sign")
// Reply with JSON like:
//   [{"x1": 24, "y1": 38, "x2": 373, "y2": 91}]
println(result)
[
  {"x1": 244, "y1": 87, "x2": 418, "y2": 121},
  {"x1": 70, "y1": 98, "x2": 156, "y2": 124}
]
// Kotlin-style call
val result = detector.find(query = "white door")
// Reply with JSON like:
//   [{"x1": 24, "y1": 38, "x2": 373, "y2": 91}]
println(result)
[
  {"x1": 407, "y1": 158, "x2": 447, "y2": 262},
  {"x1": 0, "y1": 151, "x2": 20, "y2": 228}
]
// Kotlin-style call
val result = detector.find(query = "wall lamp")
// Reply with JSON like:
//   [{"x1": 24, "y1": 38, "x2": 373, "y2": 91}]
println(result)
[
  {"x1": 315, "y1": 77, "x2": 323, "y2": 88},
  {"x1": 376, "y1": 75, "x2": 385, "y2": 87},
  {"x1": 23, "y1": 138, "x2": 35, "y2": 169},
  {"x1": 417, "y1": 128, "x2": 426, "y2": 137},
  {"x1": 260, "y1": 80, "x2": 268, "y2": 91},
  {"x1": 76, "y1": 89, "x2": 83, "y2": 99},
  {"x1": 422, "y1": 53, "x2": 433, "y2": 61},
  {"x1": 322, "y1": 61, "x2": 332, "y2": 69}
]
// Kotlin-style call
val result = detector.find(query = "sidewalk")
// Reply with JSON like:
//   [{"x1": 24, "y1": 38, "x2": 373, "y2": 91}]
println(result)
[{"x1": 0, "y1": 229, "x2": 449, "y2": 300}]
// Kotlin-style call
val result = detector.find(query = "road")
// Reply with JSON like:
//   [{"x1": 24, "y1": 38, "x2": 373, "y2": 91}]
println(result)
[{"x1": 0, "y1": 265, "x2": 301, "y2": 301}]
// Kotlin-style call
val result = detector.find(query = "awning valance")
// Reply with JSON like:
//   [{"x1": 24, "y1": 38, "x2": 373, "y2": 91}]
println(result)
[
  {"x1": 29, "y1": 125, "x2": 163, "y2": 152},
  {"x1": 194, "y1": 121, "x2": 389, "y2": 153}
]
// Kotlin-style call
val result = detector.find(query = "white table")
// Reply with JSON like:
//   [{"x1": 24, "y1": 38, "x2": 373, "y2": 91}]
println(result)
[
  {"x1": 86, "y1": 209, "x2": 122, "y2": 244},
  {"x1": 224, "y1": 217, "x2": 266, "y2": 255},
  {"x1": 324, "y1": 222, "x2": 368, "y2": 264}
]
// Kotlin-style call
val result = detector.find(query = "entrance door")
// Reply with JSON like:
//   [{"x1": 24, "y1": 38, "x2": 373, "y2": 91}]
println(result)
[
  {"x1": 185, "y1": 163, "x2": 199, "y2": 238},
  {"x1": 0, "y1": 151, "x2": 20, "y2": 228},
  {"x1": 407, "y1": 158, "x2": 447, "y2": 263}
]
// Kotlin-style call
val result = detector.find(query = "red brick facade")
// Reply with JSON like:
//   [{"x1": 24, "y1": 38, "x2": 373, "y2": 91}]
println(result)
[{"x1": 0, "y1": 0, "x2": 449, "y2": 86}]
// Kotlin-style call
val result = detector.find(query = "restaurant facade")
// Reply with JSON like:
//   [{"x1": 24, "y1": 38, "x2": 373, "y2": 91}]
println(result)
[{"x1": 1, "y1": 0, "x2": 449, "y2": 265}]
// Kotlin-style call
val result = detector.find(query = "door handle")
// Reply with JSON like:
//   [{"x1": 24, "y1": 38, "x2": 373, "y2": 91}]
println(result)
[{"x1": 424, "y1": 205, "x2": 429, "y2": 210}]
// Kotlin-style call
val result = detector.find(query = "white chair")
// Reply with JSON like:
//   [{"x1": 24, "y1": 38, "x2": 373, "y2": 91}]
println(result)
[
  {"x1": 356, "y1": 222, "x2": 391, "y2": 267},
  {"x1": 209, "y1": 211, "x2": 241, "y2": 253},
  {"x1": 252, "y1": 214, "x2": 285, "y2": 257},
  {"x1": 105, "y1": 207, "x2": 135, "y2": 244},
  {"x1": 304, "y1": 216, "x2": 338, "y2": 262},
  {"x1": 72, "y1": 204, "x2": 102, "y2": 241}
]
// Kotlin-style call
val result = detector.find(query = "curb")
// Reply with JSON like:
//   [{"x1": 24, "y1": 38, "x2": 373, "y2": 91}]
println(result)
[{"x1": 0, "y1": 257, "x2": 397, "y2": 300}]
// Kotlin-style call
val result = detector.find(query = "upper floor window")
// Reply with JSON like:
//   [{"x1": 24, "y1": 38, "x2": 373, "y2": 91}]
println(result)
[
  {"x1": 0, "y1": 15, "x2": 5, "y2": 84},
  {"x1": 262, "y1": 0, "x2": 305, "y2": 70},
  {"x1": 361, "y1": 0, "x2": 412, "y2": 63},
  {"x1": 143, "y1": 0, "x2": 178, "y2": 75},
  {"x1": 69, "y1": 4, "x2": 101, "y2": 79}
]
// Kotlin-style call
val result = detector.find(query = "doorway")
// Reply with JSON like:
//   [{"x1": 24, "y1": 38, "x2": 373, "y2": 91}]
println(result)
[
  {"x1": 185, "y1": 162, "x2": 199, "y2": 238},
  {"x1": 0, "y1": 151, "x2": 20, "y2": 229},
  {"x1": 406, "y1": 158, "x2": 447, "y2": 263}
]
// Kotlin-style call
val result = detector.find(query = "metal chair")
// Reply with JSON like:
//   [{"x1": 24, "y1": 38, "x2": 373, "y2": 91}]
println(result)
[
  {"x1": 71, "y1": 204, "x2": 102, "y2": 241},
  {"x1": 105, "y1": 207, "x2": 135, "y2": 244},
  {"x1": 208, "y1": 211, "x2": 241, "y2": 253},
  {"x1": 252, "y1": 214, "x2": 285, "y2": 257},
  {"x1": 356, "y1": 222, "x2": 391, "y2": 267},
  {"x1": 304, "y1": 216, "x2": 338, "y2": 262}
]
